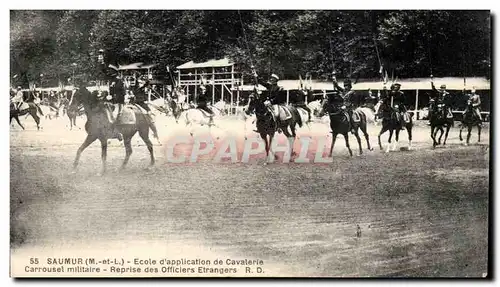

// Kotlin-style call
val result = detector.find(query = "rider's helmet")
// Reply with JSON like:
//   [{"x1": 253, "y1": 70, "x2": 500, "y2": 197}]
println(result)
[
  {"x1": 269, "y1": 74, "x2": 279, "y2": 85},
  {"x1": 391, "y1": 83, "x2": 401, "y2": 91}
]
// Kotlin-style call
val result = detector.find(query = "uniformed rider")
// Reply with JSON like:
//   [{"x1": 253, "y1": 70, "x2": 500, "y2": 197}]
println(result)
[
  {"x1": 429, "y1": 76, "x2": 452, "y2": 124},
  {"x1": 464, "y1": 86, "x2": 482, "y2": 125},
  {"x1": 196, "y1": 76, "x2": 215, "y2": 125}
]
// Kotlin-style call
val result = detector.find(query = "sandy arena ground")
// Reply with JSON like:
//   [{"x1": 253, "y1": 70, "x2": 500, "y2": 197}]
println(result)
[{"x1": 10, "y1": 111, "x2": 490, "y2": 277}]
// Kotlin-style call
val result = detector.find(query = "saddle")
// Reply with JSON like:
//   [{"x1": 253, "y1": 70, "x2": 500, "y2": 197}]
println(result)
[
  {"x1": 269, "y1": 105, "x2": 292, "y2": 121},
  {"x1": 197, "y1": 108, "x2": 213, "y2": 117},
  {"x1": 11, "y1": 102, "x2": 29, "y2": 111},
  {"x1": 107, "y1": 104, "x2": 137, "y2": 125}
]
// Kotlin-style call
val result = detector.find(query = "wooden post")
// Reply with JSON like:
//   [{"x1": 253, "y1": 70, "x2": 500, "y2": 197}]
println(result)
[
  {"x1": 221, "y1": 85, "x2": 224, "y2": 106},
  {"x1": 237, "y1": 88, "x2": 240, "y2": 108},
  {"x1": 415, "y1": 89, "x2": 419, "y2": 120},
  {"x1": 194, "y1": 69, "x2": 198, "y2": 104},
  {"x1": 212, "y1": 67, "x2": 215, "y2": 105},
  {"x1": 177, "y1": 70, "x2": 181, "y2": 91},
  {"x1": 286, "y1": 90, "x2": 290, "y2": 105},
  {"x1": 230, "y1": 87, "x2": 234, "y2": 115}
]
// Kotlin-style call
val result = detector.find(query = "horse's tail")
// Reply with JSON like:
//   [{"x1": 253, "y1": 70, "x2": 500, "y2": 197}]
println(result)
[{"x1": 148, "y1": 118, "x2": 159, "y2": 139}]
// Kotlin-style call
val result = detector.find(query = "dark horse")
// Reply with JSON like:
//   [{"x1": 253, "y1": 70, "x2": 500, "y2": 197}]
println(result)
[
  {"x1": 71, "y1": 86, "x2": 156, "y2": 175},
  {"x1": 459, "y1": 99, "x2": 482, "y2": 146},
  {"x1": 319, "y1": 104, "x2": 372, "y2": 157},
  {"x1": 429, "y1": 101, "x2": 454, "y2": 148},
  {"x1": 10, "y1": 102, "x2": 43, "y2": 130},
  {"x1": 377, "y1": 104, "x2": 413, "y2": 152},
  {"x1": 246, "y1": 93, "x2": 300, "y2": 164}
]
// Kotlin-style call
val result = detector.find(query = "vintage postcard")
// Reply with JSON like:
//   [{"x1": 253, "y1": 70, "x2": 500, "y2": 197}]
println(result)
[{"x1": 9, "y1": 9, "x2": 491, "y2": 278}]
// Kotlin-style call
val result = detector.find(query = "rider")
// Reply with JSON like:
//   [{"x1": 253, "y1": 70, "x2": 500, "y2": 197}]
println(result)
[
  {"x1": 253, "y1": 71, "x2": 286, "y2": 128},
  {"x1": 389, "y1": 83, "x2": 407, "y2": 128},
  {"x1": 109, "y1": 73, "x2": 127, "y2": 123},
  {"x1": 322, "y1": 89, "x2": 345, "y2": 117},
  {"x1": 133, "y1": 78, "x2": 153, "y2": 114},
  {"x1": 464, "y1": 86, "x2": 482, "y2": 125},
  {"x1": 11, "y1": 86, "x2": 24, "y2": 110},
  {"x1": 332, "y1": 72, "x2": 354, "y2": 130},
  {"x1": 257, "y1": 73, "x2": 286, "y2": 106},
  {"x1": 294, "y1": 75, "x2": 313, "y2": 123},
  {"x1": 429, "y1": 76, "x2": 452, "y2": 124},
  {"x1": 196, "y1": 76, "x2": 215, "y2": 125}
]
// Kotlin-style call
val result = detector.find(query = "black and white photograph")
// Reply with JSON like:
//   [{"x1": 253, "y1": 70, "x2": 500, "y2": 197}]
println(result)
[{"x1": 9, "y1": 9, "x2": 491, "y2": 278}]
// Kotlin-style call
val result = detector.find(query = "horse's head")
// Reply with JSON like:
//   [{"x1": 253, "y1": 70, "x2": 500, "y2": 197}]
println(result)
[
  {"x1": 70, "y1": 86, "x2": 94, "y2": 111},
  {"x1": 246, "y1": 92, "x2": 268, "y2": 116}
]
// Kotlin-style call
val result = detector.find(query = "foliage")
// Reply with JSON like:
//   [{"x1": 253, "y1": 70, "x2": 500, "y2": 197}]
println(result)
[{"x1": 10, "y1": 10, "x2": 491, "y2": 88}]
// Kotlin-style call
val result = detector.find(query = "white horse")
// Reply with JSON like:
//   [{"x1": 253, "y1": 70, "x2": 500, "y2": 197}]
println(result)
[
  {"x1": 178, "y1": 106, "x2": 224, "y2": 137},
  {"x1": 213, "y1": 100, "x2": 227, "y2": 116},
  {"x1": 307, "y1": 100, "x2": 323, "y2": 118},
  {"x1": 148, "y1": 98, "x2": 169, "y2": 115}
]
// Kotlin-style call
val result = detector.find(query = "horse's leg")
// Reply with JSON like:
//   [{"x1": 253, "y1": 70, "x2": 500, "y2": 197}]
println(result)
[
  {"x1": 13, "y1": 115, "x2": 25, "y2": 130},
  {"x1": 386, "y1": 129, "x2": 393, "y2": 153},
  {"x1": 407, "y1": 124, "x2": 413, "y2": 150},
  {"x1": 378, "y1": 125, "x2": 388, "y2": 151},
  {"x1": 119, "y1": 134, "x2": 133, "y2": 170},
  {"x1": 98, "y1": 137, "x2": 108, "y2": 176},
  {"x1": 73, "y1": 135, "x2": 97, "y2": 172},
  {"x1": 361, "y1": 120, "x2": 373, "y2": 151},
  {"x1": 139, "y1": 128, "x2": 155, "y2": 167},
  {"x1": 438, "y1": 127, "x2": 444, "y2": 145},
  {"x1": 466, "y1": 126, "x2": 472, "y2": 146},
  {"x1": 478, "y1": 124, "x2": 481, "y2": 143},
  {"x1": 260, "y1": 133, "x2": 269, "y2": 164},
  {"x1": 268, "y1": 133, "x2": 277, "y2": 162},
  {"x1": 329, "y1": 132, "x2": 338, "y2": 158},
  {"x1": 343, "y1": 133, "x2": 353, "y2": 157},
  {"x1": 392, "y1": 129, "x2": 400, "y2": 151},
  {"x1": 31, "y1": 112, "x2": 41, "y2": 130},
  {"x1": 286, "y1": 125, "x2": 297, "y2": 158},
  {"x1": 459, "y1": 124, "x2": 464, "y2": 142},
  {"x1": 189, "y1": 122, "x2": 195, "y2": 137},
  {"x1": 75, "y1": 116, "x2": 81, "y2": 130},
  {"x1": 443, "y1": 125, "x2": 451, "y2": 146},
  {"x1": 353, "y1": 129, "x2": 363, "y2": 155},
  {"x1": 431, "y1": 125, "x2": 436, "y2": 148},
  {"x1": 68, "y1": 114, "x2": 73, "y2": 130}
]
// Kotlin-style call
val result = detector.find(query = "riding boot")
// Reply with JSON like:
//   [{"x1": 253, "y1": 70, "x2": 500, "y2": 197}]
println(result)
[{"x1": 115, "y1": 104, "x2": 123, "y2": 124}]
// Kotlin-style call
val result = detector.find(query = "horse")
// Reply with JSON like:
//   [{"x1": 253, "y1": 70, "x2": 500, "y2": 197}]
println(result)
[
  {"x1": 246, "y1": 93, "x2": 301, "y2": 164},
  {"x1": 307, "y1": 99, "x2": 323, "y2": 118},
  {"x1": 148, "y1": 98, "x2": 170, "y2": 116},
  {"x1": 39, "y1": 104, "x2": 63, "y2": 120},
  {"x1": 429, "y1": 101, "x2": 454, "y2": 148},
  {"x1": 10, "y1": 102, "x2": 44, "y2": 130},
  {"x1": 319, "y1": 103, "x2": 372, "y2": 157},
  {"x1": 459, "y1": 99, "x2": 482, "y2": 146},
  {"x1": 213, "y1": 100, "x2": 228, "y2": 116},
  {"x1": 376, "y1": 103, "x2": 413, "y2": 153},
  {"x1": 178, "y1": 104, "x2": 224, "y2": 137},
  {"x1": 71, "y1": 86, "x2": 157, "y2": 175},
  {"x1": 66, "y1": 90, "x2": 86, "y2": 130}
]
